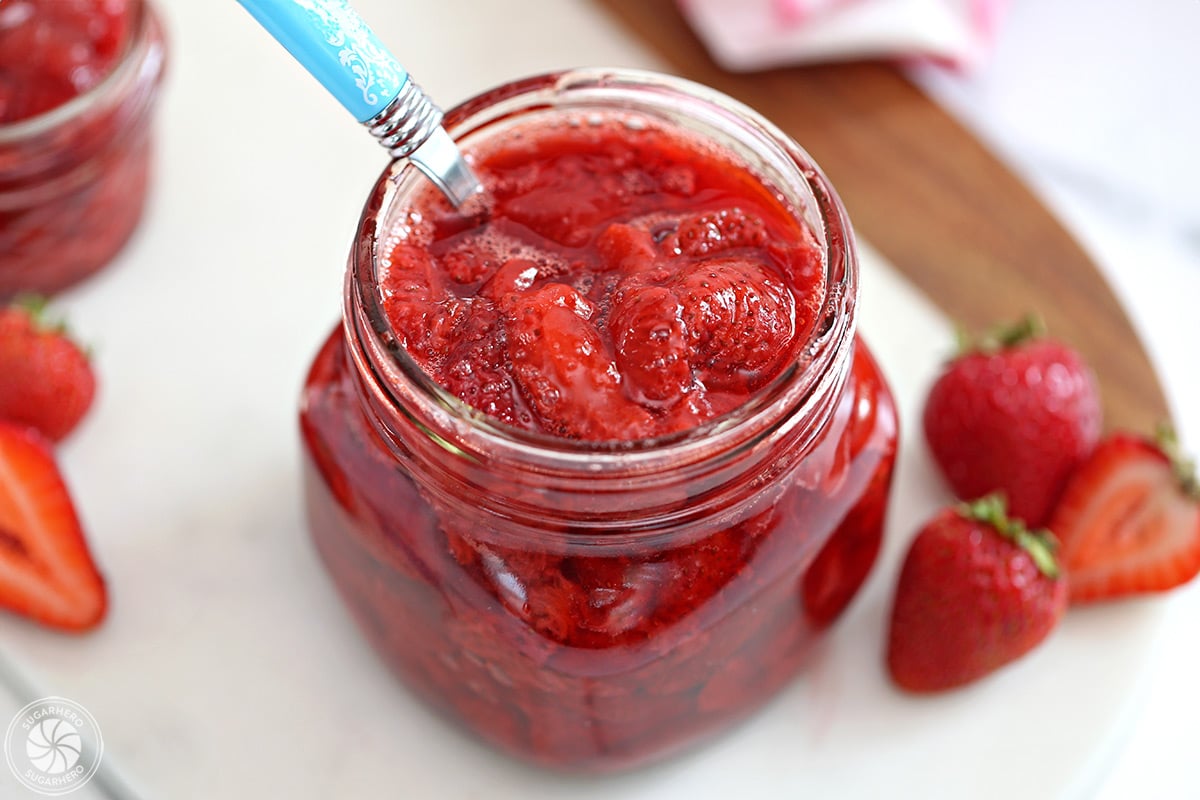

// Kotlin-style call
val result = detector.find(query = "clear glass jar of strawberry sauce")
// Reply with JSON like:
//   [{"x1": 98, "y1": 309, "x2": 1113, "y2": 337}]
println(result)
[
  {"x1": 300, "y1": 69, "x2": 898, "y2": 771},
  {"x1": 0, "y1": 0, "x2": 166, "y2": 297}
]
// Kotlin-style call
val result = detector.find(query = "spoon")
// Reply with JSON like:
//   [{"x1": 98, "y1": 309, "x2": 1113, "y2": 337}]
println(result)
[{"x1": 236, "y1": 0, "x2": 483, "y2": 207}]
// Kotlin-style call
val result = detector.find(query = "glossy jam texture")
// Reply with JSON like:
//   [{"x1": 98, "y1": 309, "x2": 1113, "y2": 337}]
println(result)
[
  {"x1": 379, "y1": 117, "x2": 824, "y2": 440},
  {"x1": 0, "y1": 0, "x2": 163, "y2": 297},
  {"x1": 300, "y1": 106, "x2": 900, "y2": 771}
]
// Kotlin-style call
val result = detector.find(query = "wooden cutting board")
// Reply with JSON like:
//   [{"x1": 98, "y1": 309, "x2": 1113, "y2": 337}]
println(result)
[{"x1": 596, "y1": 0, "x2": 1170, "y2": 432}]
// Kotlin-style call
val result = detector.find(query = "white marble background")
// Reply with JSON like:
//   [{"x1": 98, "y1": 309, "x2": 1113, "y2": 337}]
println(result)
[{"x1": 1, "y1": 0, "x2": 1197, "y2": 798}]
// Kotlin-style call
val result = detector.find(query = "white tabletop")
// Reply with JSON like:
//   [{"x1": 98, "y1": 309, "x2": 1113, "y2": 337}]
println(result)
[{"x1": 1, "y1": 1, "x2": 1196, "y2": 798}]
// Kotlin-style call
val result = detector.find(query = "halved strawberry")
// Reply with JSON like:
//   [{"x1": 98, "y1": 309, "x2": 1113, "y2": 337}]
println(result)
[
  {"x1": 0, "y1": 422, "x2": 106, "y2": 630},
  {"x1": 0, "y1": 296, "x2": 96, "y2": 442},
  {"x1": 1049, "y1": 428, "x2": 1200, "y2": 604}
]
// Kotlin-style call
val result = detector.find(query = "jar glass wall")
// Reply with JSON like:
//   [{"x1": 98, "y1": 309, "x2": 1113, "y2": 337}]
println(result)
[{"x1": 300, "y1": 69, "x2": 899, "y2": 772}]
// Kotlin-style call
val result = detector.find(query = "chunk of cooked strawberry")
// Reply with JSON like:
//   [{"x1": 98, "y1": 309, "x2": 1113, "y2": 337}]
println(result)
[
  {"x1": 653, "y1": 525, "x2": 756, "y2": 624},
  {"x1": 595, "y1": 223, "x2": 659, "y2": 273},
  {"x1": 0, "y1": 297, "x2": 95, "y2": 442},
  {"x1": 607, "y1": 280, "x2": 693, "y2": 408},
  {"x1": 559, "y1": 555, "x2": 662, "y2": 643},
  {"x1": 439, "y1": 245, "x2": 497, "y2": 286},
  {"x1": 670, "y1": 257, "x2": 796, "y2": 392},
  {"x1": 496, "y1": 153, "x2": 630, "y2": 247},
  {"x1": 0, "y1": 421, "x2": 106, "y2": 631},
  {"x1": 478, "y1": 258, "x2": 543, "y2": 306},
  {"x1": 474, "y1": 544, "x2": 581, "y2": 644},
  {"x1": 661, "y1": 207, "x2": 769, "y2": 257},
  {"x1": 435, "y1": 298, "x2": 528, "y2": 429},
  {"x1": 1049, "y1": 429, "x2": 1200, "y2": 604},
  {"x1": 505, "y1": 283, "x2": 654, "y2": 440},
  {"x1": 381, "y1": 244, "x2": 464, "y2": 365}
]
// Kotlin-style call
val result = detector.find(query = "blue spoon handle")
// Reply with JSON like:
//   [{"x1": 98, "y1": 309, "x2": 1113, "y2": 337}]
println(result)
[
  {"x1": 236, "y1": 0, "x2": 482, "y2": 206},
  {"x1": 237, "y1": 0, "x2": 407, "y2": 122}
]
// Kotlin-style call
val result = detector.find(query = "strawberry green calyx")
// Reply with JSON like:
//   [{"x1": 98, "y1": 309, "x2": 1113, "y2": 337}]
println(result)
[
  {"x1": 957, "y1": 494, "x2": 1061, "y2": 578},
  {"x1": 8, "y1": 295, "x2": 91, "y2": 359},
  {"x1": 11, "y1": 294, "x2": 67, "y2": 337},
  {"x1": 954, "y1": 314, "x2": 1046, "y2": 357},
  {"x1": 14, "y1": 293, "x2": 48, "y2": 316},
  {"x1": 1156, "y1": 424, "x2": 1199, "y2": 501}
]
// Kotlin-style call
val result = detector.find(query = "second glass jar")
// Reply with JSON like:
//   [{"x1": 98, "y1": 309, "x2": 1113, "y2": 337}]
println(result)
[{"x1": 0, "y1": 0, "x2": 167, "y2": 298}]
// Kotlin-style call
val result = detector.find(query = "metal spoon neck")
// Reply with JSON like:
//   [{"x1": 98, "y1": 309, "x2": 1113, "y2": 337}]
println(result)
[{"x1": 364, "y1": 78, "x2": 483, "y2": 208}]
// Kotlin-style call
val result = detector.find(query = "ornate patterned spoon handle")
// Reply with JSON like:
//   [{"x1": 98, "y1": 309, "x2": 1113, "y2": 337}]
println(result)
[{"x1": 236, "y1": 0, "x2": 482, "y2": 207}]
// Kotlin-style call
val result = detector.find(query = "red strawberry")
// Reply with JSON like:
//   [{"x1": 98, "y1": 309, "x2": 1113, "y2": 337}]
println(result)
[
  {"x1": 887, "y1": 495, "x2": 1066, "y2": 692},
  {"x1": 923, "y1": 315, "x2": 1101, "y2": 526},
  {"x1": 0, "y1": 297, "x2": 96, "y2": 442},
  {"x1": 0, "y1": 422, "x2": 106, "y2": 630},
  {"x1": 1049, "y1": 428, "x2": 1200, "y2": 603}
]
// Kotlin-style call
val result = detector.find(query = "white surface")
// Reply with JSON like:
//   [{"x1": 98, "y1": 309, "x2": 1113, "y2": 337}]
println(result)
[{"x1": 0, "y1": 0, "x2": 1193, "y2": 798}]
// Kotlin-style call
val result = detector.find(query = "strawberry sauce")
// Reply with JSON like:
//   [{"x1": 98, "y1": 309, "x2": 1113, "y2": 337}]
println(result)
[
  {"x1": 0, "y1": 0, "x2": 133, "y2": 124},
  {"x1": 301, "y1": 91, "x2": 899, "y2": 771},
  {"x1": 379, "y1": 118, "x2": 824, "y2": 440},
  {"x1": 0, "y1": 0, "x2": 165, "y2": 297}
]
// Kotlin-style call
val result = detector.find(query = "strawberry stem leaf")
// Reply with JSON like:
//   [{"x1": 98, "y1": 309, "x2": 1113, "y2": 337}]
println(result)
[
  {"x1": 14, "y1": 293, "x2": 47, "y2": 317},
  {"x1": 955, "y1": 314, "x2": 1046, "y2": 357},
  {"x1": 957, "y1": 494, "x2": 1061, "y2": 579},
  {"x1": 1155, "y1": 423, "x2": 1199, "y2": 501},
  {"x1": 953, "y1": 324, "x2": 974, "y2": 355},
  {"x1": 10, "y1": 294, "x2": 67, "y2": 336}
]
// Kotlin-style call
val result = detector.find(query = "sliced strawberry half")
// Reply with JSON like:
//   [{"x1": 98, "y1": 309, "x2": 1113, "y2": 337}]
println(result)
[
  {"x1": 1049, "y1": 429, "x2": 1200, "y2": 604},
  {"x1": 0, "y1": 422, "x2": 106, "y2": 630}
]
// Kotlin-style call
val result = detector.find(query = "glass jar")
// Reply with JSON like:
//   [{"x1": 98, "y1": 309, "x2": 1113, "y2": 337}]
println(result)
[
  {"x1": 0, "y1": 0, "x2": 167, "y2": 298},
  {"x1": 300, "y1": 69, "x2": 899, "y2": 772}
]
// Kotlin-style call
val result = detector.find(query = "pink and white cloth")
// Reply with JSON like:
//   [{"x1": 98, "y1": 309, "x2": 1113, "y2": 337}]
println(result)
[{"x1": 677, "y1": 0, "x2": 1010, "y2": 72}]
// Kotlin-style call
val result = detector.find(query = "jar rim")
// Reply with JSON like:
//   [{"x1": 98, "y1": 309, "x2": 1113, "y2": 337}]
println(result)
[
  {"x1": 0, "y1": 0, "x2": 160, "y2": 141},
  {"x1": 347, "y1": 67, "x2": 858, "y2": 474}
]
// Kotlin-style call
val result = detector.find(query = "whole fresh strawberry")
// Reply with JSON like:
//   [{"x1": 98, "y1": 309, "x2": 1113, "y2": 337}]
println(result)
[
  {"x1": 0, "y1": 296, "x2": 96, "y2": 441},
  {"x1": 887, "y1": 495, "x2": 1067, "y2": 692},
  {"x1": 923, "y1": 315, "x2": 1101, "y2": 526},
  {"x1": 0, "y1": 421, "x2": 107, "y2": 630},
  {"x1": 1050, "y1": 426, "x2": 1200, "y2": 604}
]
